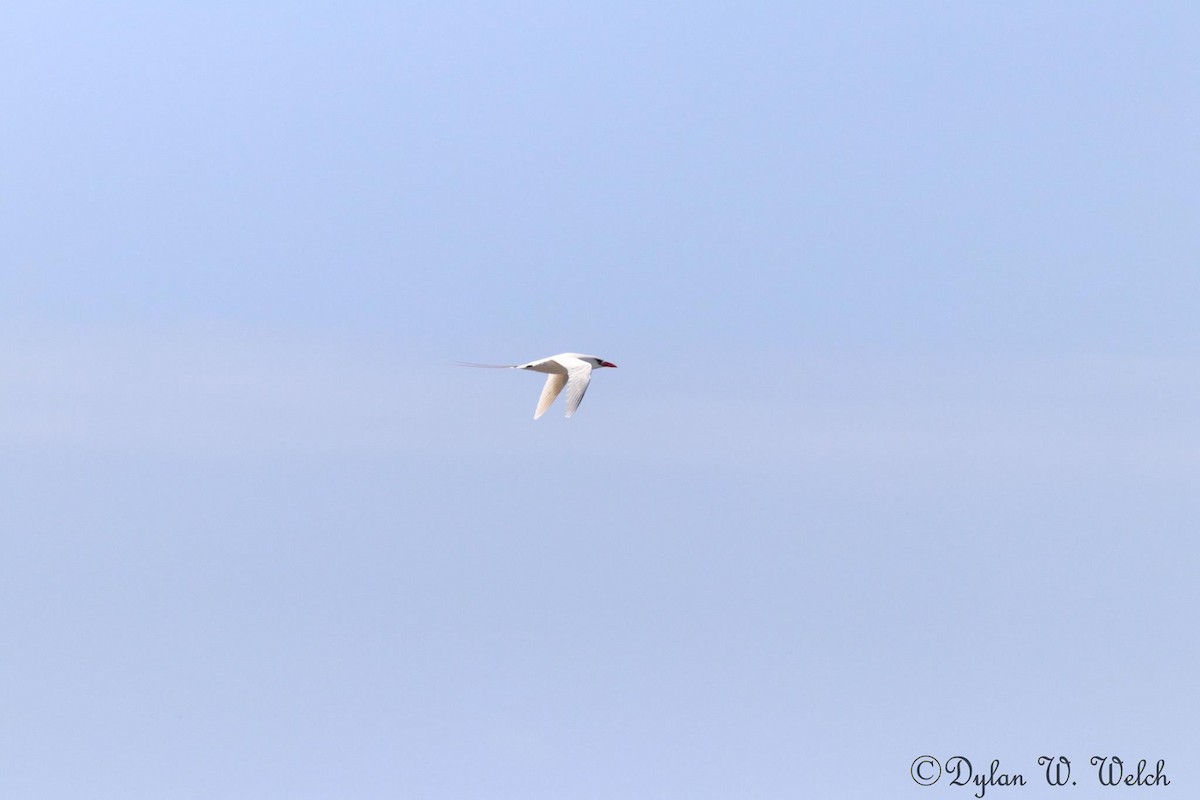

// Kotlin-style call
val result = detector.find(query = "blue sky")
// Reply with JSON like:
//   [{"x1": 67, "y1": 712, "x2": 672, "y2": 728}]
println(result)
[{"x1": 3, "y1": 3, "x2": 1198, "y2": 798}]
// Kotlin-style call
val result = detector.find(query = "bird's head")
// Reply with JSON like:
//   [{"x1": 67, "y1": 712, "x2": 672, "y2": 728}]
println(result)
[{"x1": 590, "y1": 357, "x2": 618, "y2": 369}]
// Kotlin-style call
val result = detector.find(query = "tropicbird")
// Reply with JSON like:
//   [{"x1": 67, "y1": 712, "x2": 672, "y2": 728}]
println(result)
[{"x1": 457, "y1": 352, "x2": 618, "y2": 419}]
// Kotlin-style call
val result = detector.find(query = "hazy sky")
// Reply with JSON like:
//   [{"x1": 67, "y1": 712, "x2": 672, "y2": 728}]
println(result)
[{"x1": 3, "y1": 3, "x2": 1198, "y2": 798}]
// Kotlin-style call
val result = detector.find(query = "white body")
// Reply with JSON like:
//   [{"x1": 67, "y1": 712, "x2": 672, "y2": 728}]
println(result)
[{"x1": 457, "y1": 352, "x2": 618, "y2": 419}]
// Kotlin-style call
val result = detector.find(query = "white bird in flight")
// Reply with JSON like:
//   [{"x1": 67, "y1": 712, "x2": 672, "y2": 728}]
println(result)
[{"x1": 457, "y1": 352, "x2": 618, "y2": 419}]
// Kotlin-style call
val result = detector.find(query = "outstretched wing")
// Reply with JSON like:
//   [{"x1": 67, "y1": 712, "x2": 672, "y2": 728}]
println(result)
[
  {"x1": 563, "y1": 363, "x2": 594, "y2": 418},
  {"x1": 534, "y1": 373, "x2": 567, "y2": 419}
]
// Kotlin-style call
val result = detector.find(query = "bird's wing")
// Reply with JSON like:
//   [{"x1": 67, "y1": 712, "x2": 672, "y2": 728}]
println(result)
[
  {"x1": 563, "y1": 362, "x2": 594, "y2": 418},
  {"x1": 535, "y1": 373, "x2": 567, "y2": 419}
]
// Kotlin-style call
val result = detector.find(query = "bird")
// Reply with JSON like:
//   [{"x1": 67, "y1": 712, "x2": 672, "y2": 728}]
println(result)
[{"x1": 457, "y1": 353, "x2": 618, "y2": 419}]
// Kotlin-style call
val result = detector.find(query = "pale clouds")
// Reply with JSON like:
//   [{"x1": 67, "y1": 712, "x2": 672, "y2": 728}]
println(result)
[
  {"x1": 0, "y1": 322, "x2": 425, "y2": 455},
  {"x1": 602, "y1": 351, "x2": 1200, "y2": 481},
  {"x1": 5, "y1": 322, "x2": 1196, "y2": 481}
]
